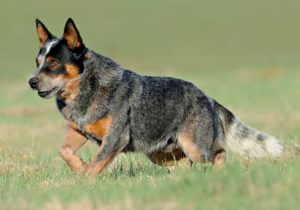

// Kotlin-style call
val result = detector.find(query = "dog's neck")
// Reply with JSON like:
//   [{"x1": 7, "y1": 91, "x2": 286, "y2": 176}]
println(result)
[{"x1": 56, "y1": 49, "x2": 123, "y2": 127}]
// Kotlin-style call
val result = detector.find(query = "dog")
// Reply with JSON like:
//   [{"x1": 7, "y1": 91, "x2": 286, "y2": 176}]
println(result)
[{"x1": 29, "y1": 18, "x2": 283, "y2": 176}]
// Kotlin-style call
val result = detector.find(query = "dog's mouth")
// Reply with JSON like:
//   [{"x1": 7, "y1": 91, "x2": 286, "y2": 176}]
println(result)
[
  {"x1": 37, "y1": 87, "x2": 59, "y2": 98},
  {"x1": 38, "y1": 90, "x2": 52, "y2": 98}
]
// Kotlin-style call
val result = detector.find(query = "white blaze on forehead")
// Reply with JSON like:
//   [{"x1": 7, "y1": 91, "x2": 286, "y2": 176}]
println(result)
[{"x1": 37, "y1": 40, "x2": 58, "y2": 70}]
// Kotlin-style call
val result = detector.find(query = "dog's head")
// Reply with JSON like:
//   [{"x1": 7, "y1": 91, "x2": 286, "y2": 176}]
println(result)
[{"x1": 29, "y1": 18, "x2": 86, "y2": 98}]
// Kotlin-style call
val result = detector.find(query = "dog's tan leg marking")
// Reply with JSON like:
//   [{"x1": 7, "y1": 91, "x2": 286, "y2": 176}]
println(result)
[
  {"x1": 60, "y1": 126, "x2": 88, "y2": 173},
  {"x1": 148, "y1": 148, "x2": 192, "y2": 168},
  {"x1": 85, "y1": 126, "x2": 129, "y2": 177},
  {"x1": 148, "y1": 149, "x2": 192, "y2": 173},
  {"x1": 85, "y1": 142, "x2": 126, "y2": 176},
  {"x1": 85, "y1": 150, "x2": 119, "y2": 176},
  {"x1": 177, "y1": 131, "x2": 204, "y2": 163},
  {"x1": 213, "y1": 150, "x2": 226, "y2": 170}
]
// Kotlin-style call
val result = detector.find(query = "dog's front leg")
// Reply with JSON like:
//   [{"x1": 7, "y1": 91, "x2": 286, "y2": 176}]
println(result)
[
  {"x1": 60, "y1": 126, "x2": 88, "y2": 173},
  {"x1": 85, "y1": 127, "x2": 129, "y2": 176}
]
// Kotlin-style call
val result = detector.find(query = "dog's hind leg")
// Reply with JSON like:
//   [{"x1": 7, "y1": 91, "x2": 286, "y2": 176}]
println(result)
[
  {"x1": 177, "y1": 131, "x2": 205, "y2": 163},
  {"x1": 178, "y1": 130, "x2": 227, "y2": 169},
  {"x1": 176, "y1": 111, "x2": 208, "y2": 164},
  {"x1": 60, "y1": 126, "x2": 88, "y2": 173},
  {"x1": 178, "y1": 107, "x2": 226, "y2": 167}
]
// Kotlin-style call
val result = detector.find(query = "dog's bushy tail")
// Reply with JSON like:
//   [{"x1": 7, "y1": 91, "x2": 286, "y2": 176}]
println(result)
[{"x1": 215, "y1": 101, "x2": 283, "y2": 158}]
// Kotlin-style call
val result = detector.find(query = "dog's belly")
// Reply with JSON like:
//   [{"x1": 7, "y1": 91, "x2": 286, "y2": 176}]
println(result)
[
  {"x1": 125, "y1": 128, "x2": 179, "y2": 154},
  {"x1": 128, "y1": 113, "x2": 179, "y2": 151}
]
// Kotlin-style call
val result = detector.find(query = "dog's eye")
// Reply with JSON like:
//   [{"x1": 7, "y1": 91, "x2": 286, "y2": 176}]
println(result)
[{"x1": 49, "y1": 60, "x2": 59, "y2": 68}]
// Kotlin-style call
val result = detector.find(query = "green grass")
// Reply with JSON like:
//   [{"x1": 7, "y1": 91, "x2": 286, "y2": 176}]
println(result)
[
  {"x1": 0, "y1": 150, "x2": 299, "y2": 210},
  {"x1": 0, "y1": 0, "x2": 300, "y2": 209}
]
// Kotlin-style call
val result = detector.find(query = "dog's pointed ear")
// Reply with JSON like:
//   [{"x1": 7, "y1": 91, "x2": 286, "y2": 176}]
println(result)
[
  {"x1": 63, "y1": 18, "x2": 83, "y2": 50},
  {"x1": 36, "y1": 19, "x2": 53, "y2": 47}
]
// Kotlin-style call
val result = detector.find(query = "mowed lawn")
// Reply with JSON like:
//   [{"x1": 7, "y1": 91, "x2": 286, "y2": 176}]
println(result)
[{"x1": 0, "y1": 0, "x2": 300, "y2": 209}]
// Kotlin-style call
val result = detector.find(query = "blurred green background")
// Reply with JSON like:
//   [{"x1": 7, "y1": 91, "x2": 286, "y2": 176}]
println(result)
[
  {"x1": 0, "y1": 0, "x2": 299, "y2": 209},
  {"x1": 1, "y1": 0, "x2": 300, "y2": 80}
]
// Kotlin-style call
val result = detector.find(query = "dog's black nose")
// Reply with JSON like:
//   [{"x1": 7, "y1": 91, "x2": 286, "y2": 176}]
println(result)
[{"x1": 29, "y1": 77, "x2": 39, "y2": 89}]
